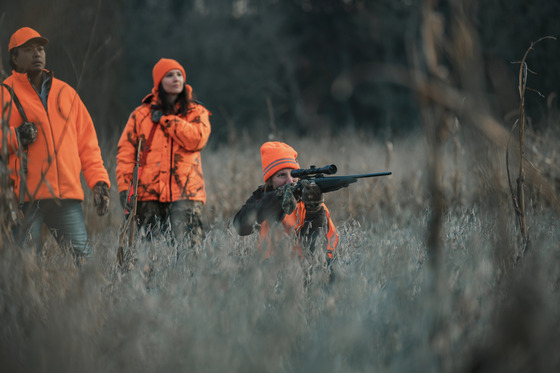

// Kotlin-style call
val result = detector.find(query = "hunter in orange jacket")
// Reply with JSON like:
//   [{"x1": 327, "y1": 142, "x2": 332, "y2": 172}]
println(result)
[
  {"x1": 1, "y1": 27, "x2": 110, "y2": 260},
  {"x1": 116, "y1": 58, "x2": 211, "y2": 246},
  {"x1": 1, "y1": 70, "x2": 110, "y2": 201},
  {"x1": 233, "y1": 142, "x2": 338, "y2": 266}
]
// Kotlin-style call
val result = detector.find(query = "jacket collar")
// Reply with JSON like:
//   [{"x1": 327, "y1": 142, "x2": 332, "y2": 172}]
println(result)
[{"x1": 11, "y1": 68, "x2": 52, "y2": 80}]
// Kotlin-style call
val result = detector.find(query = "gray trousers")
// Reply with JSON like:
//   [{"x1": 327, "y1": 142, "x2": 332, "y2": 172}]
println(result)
[{"x1": 135, "y1": 199, "x2": 204, "y2": 248}]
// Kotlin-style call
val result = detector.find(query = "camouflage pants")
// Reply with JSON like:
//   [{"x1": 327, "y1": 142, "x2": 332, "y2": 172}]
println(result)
[{"x1": 135, "y1": 200, "x2": 204, "y2": 249}]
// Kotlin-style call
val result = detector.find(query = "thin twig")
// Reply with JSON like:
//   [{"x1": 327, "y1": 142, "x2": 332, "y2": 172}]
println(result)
[{"x1": 509, "y1": 35, "x2": 555, "y2": 251}]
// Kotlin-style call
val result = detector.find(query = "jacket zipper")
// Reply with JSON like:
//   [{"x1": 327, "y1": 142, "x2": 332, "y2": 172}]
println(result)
[{"x1": 29, "y1": 73, "x2": 61, "y2": 199}]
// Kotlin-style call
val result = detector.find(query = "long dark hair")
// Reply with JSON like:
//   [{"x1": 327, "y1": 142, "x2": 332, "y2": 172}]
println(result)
[
  {"x1": 263, "y1": 178, "x2": 274, "y2": 192},
  {"x1": 157, "y1": 83, "x2": 190, "y2": 115}
]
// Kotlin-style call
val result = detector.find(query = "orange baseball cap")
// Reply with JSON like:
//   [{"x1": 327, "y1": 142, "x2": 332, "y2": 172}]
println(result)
[
  {"x1": 9, "y1": 27, "x2": 48, "y2": 52},
  {"x1": 261, "y1": 141, "x2": 300, "y2": 182}
]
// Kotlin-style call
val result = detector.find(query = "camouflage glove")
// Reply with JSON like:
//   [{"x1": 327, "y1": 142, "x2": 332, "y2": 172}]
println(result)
[
  {"x1": 276, "y1": 183, "x2": 298, "y2": 215},
  {"x1": 16, "y1": 122, "x2": 38, "y2": 146},
  {"x1": 301, "y1": 179, "x2": 323, "y2": 214},
  {"x1": 151, "y1": 109, "x2": 163, "y2": 123},
  {"x1": 93, "y1": 181, "x2": 110, "y2": 216}
]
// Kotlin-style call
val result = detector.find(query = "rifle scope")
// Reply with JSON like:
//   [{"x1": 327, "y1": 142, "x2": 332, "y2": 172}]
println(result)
[{"x1": 291, "y1": 164, "x2": 337, "y2": 178}]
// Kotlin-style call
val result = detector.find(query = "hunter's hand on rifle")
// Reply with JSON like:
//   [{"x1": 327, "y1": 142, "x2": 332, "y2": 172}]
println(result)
[
  {"x1": 301, "y1": 180, "x2": 323, "y2": 213},
  {"x1": 16, "y1": 122, "x2": 38, "y2": 146},
  {"x1": 93, "y1": 181, "x2": 110, "y2": 216},
  {"x1": 276, "y1": 183, "x2": 299, "y2": 215}
]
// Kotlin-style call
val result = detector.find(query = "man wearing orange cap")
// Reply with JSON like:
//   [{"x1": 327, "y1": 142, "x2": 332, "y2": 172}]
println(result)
[
  {"x1": 1, "y1": 27, "x2": 110, "y2": 262},
  {"x1": 233, "y1": 141, "x2": 338, "y2": 270},
  {"x1": 116, "y1": 58, "x2": 211, "y2": 253}
]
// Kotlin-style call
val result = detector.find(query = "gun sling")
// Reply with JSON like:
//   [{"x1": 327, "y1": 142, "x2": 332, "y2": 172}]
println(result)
[
  {"x1": 125, "y1": 119, "x2": 158, "y2": 211},
  {"x1": 1, "y1": 83, "x2": 31, "y2": 208}
]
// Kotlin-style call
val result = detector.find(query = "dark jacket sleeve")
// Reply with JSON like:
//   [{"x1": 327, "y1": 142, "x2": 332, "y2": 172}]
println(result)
[{"x1": 233, "y1": 186, "x2": 285, "y2": 236}]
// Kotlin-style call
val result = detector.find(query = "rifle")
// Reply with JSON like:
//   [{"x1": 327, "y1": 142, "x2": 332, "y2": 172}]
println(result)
[
  {"x1": 117, "y1": 138, "x2": 143, "y2": 266},
  {"x1": 290, "y1": 164, "x2": 391, "y2": 193}
]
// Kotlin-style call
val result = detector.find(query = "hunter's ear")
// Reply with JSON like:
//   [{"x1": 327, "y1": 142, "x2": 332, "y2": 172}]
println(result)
[{"x1": 10, "y1": 50, "x2": 22, "y2": 72}]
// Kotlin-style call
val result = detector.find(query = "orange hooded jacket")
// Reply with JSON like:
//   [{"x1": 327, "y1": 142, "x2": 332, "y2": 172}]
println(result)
[
  {"x1": 115, "y1": 85, "x2": 211, "y2": 203},
  {"x1": 1, "y1": 70, "x2": 110, "y2": 201}
]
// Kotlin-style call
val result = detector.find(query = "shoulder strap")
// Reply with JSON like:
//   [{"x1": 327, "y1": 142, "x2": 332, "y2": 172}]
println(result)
[
  {"x1": 139, "y1": 122, "x2": 158, "y2": 167},
  {"x1": 1, "y1": 83, "x2": 29, "y2": 123},
  {"x1": 125, "y1": 119, "x2": 159, "y2": 209},
  {"x1": 1, "y1": 83, "x2": 31, "y2": 209}
]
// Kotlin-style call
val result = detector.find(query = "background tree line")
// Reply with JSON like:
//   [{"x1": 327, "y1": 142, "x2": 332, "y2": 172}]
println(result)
[{"x1": 2, "y1": 0, "x2": 559, "y2": 145}]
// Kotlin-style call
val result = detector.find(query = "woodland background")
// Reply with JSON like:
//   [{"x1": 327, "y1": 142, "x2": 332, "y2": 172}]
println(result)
[
  {"x1": 2, "y1": 0, "x2": 559, "y2": 144},
  {"x1": 2, "y1": 1, "x2": 560, "y2": 372}
]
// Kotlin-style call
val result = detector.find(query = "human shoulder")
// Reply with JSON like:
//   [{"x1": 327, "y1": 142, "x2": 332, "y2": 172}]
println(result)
[
  {"x1": 252, "y1": 185, "x2": 267, "y2": 198},
  {"x1": 2, "y1": 74, "x2": 14, "y2": 85},
  {"x1": 127, "y1": 103, "x2": 151, "y2": 122},
  {"x1": 2, "y1": 73, "x2": 27, "y2": 92},
  {"x1": 1, "y1": 76, "x2": 14, "y2": 96},
  {"x1": 48, "y1": 74, "x2": 80, "y2": 97}
]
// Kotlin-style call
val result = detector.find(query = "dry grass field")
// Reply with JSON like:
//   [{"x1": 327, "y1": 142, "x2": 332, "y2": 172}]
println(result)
[
  {"x1": 1, "y1": 125, "x2": 559, "y2": 372},
  {"x1": 2, "y1": 1, "x2": 559, "y2": 371}
]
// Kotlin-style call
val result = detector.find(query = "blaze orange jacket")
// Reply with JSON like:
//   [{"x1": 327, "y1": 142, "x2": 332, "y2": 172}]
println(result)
[
  {"x1": 116, "y1": 85, "x2": 211, "y2": 203},
  {"x1": 259, "y1": 201, "x2": 338, "y2": 260},
  {"x1": 0, "y1": 70, "x2": 110, "y2": 201}
]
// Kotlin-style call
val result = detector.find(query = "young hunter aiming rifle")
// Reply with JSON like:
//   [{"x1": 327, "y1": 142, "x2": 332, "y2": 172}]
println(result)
[
  {"x1": 117, "y1": 138, "x2": 143, "y2": 266},
  {"x1": 233, "y1": 141, "x2": 392, "y2": 272}
]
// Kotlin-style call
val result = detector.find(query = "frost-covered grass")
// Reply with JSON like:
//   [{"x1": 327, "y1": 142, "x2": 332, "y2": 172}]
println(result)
[{"x1": 1, "y1": 131, "x2": 559, "y2": 372}]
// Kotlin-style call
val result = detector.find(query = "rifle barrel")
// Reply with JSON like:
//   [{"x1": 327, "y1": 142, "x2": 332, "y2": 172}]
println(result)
[{"x1": 347, "y1": 172, "x2": 392, "y2": 179}]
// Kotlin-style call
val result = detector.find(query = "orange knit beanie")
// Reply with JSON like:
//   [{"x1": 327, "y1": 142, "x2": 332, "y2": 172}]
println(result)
[
  {"x1": 261, "y1": 141, "x2": 300, "y2": 182},
  {"x1": 152, "y1": 58, "x2": 186, "y2": 89}
]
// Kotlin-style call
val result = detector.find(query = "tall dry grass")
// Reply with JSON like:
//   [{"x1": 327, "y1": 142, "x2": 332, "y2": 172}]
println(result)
[
  {"x1": 2, "y1": 2, "x2": 560, "y2": 371},
  {"x1": 1, "y1": 126, "x2": 559, "y2": 372}
]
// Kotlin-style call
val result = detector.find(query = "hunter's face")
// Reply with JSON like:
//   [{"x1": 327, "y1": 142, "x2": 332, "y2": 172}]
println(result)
[
  {"x1": 12, "y1": 41, "x2": 46, "y2": 74},
  {"x1": 161, "y1": 69, "x2": 184, "y2": 96},
  {"x1": 271, "y1": 168, "x2": 299, "y2": 190}
]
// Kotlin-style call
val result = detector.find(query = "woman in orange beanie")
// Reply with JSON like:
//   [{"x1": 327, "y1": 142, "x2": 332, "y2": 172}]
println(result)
[
  {"x1": 116, "y1": 58, "x2": 211, "y2": 251},
  {"x1": 233, "y1": 141, "x2": 338, "y2": 269}
]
